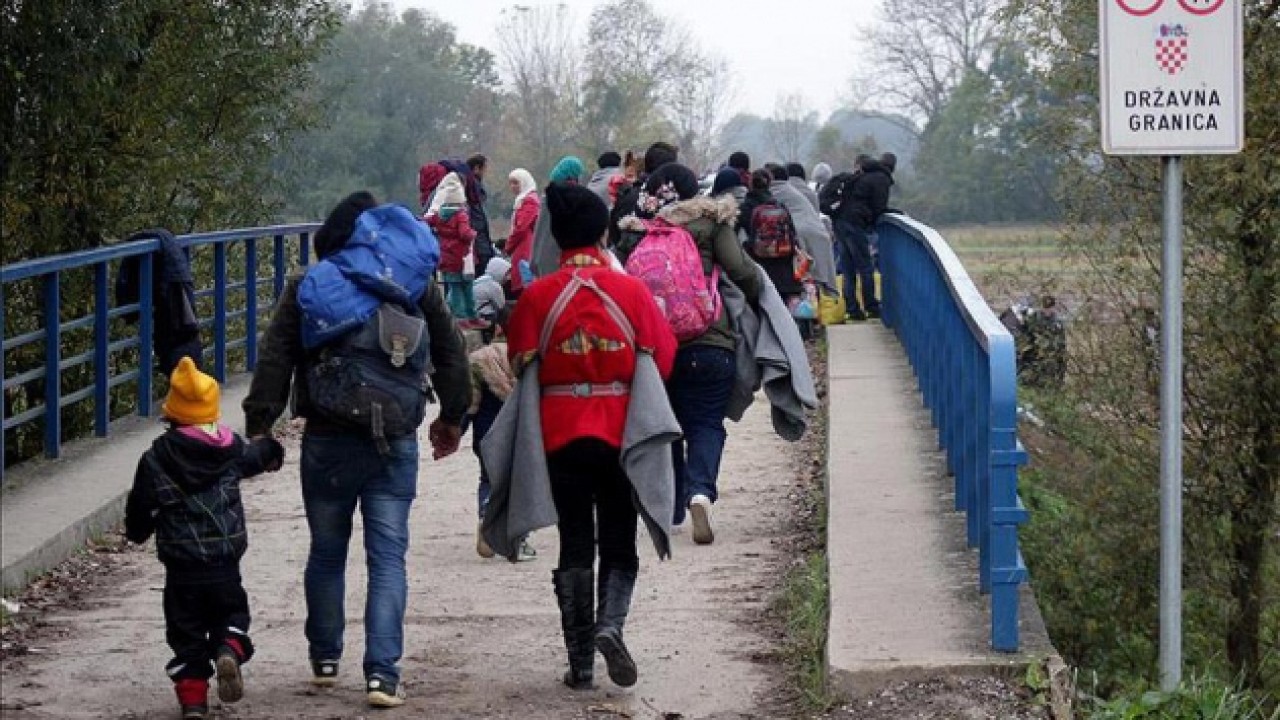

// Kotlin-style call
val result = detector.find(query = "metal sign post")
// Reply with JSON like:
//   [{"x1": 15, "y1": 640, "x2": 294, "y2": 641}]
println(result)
[
  {"x1": 1099, "y1": 0, "x2": 1243, "y2": 692},
  {"x1": 1158, "y1": 155, "x2": 1183, "y2": 690}
]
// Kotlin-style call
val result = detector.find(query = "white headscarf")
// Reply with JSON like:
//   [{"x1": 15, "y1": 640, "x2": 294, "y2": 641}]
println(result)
[
  {"x1": 428, "y1": 172, "x2": 467, "y2": 216},
  {"x1": 509, "y1": 168, "x2": 537, "y2": 210}
]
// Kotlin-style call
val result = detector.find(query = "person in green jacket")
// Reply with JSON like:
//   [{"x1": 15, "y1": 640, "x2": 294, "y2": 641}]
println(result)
[{"x1": 623, "y1": 163, "x2": 761, "y2": 545}]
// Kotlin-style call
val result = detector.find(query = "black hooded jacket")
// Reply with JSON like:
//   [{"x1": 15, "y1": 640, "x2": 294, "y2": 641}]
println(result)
[
  {"x1": 840, "y1": 162, "x2": 894, "y2": 229},
  {"x1": 125, "y1": 429, "x2": 281, "y2": 582}
]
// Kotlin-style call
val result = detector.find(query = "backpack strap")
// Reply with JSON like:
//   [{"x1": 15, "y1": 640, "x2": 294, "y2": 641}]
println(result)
[{"x1": 538, "y1": 271, "x2": 637, "y2": 357}]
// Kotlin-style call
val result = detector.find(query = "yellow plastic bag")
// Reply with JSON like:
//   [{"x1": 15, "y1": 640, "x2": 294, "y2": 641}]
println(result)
[{"x1": 819, "y1": 278, "x2": 846, "y2": 326}]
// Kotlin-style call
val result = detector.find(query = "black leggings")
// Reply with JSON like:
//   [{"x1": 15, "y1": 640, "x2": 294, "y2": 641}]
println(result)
[
  {"x1": 164, "y1": 576, "x2": 254, "y2": 680},
  {"x1": 547, "y1": 439, "x2": 639, "y2": 572}
]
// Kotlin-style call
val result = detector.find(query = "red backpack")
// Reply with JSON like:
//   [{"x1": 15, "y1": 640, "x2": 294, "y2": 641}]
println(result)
[{"x1": 749, "y1": 201, "x2": 797, "y2": 258}]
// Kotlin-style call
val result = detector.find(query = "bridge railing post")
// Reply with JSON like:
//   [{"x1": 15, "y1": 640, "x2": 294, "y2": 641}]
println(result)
[
  {"x1": 213, "y1": 243, "x2": 228, "y2": 382},
  {"x1": 245, "y1": 237, "x2": 258, "y2": 370},
  {"x1": 93, "y1": 263, "x2": 110, "y2": 436},
  {"x1": 138, "y1": 253, "x2": 154, "y2": 416},
  {"x1": 42, "y1": 273, "x2": 61, "y2": 458}
]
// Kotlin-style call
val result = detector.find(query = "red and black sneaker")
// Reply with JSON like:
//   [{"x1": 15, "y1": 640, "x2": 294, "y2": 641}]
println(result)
[{"x1": 174, "y1": 677, "x2": 209, "y2": 719}]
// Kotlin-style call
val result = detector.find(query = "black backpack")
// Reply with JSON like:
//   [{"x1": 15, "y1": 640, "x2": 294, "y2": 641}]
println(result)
[
  {"x1": 305, "y1": 302, "x2": 433, "y2": 453},
  {"x1": 818, "y1": 172, "x2": 857, "y2": 217}
]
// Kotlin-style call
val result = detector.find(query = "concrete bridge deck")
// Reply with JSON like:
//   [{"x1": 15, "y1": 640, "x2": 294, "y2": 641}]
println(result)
[{"x1": 0, "y1": 326, "x2": 1048, "y2": 718}]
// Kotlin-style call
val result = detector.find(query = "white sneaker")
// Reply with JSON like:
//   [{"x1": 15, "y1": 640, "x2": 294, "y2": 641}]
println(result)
[
  {"x1": 515, "y1": 537, "x2": 538, "y2": 563},
  {"x1": 366, "y1": 676, "x2": 406, "y2": 708},
  {"x1": 688, "y1": 495, "x2": 714, "y2": 545}
]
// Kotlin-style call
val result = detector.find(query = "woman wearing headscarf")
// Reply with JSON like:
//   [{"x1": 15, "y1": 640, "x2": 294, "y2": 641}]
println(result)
[
  {"x1": 505, "y1": 168, "x2": 539, "y2": 296},
  {"x1": 621, "y1": 163, "x2": 761, "y2": 545},
  {"x1": 505, "y1": 184, "x2": 677, "y2": 690},
  {"x1": 530, "y1": 155, "x2": 585, "y2": 279}
]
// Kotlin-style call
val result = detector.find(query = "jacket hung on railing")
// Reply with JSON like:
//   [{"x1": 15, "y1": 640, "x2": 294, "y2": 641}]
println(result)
[
  {"x1": 721, "y1": 264, "x2": 819, "y2": 441},
  {"x1": 114, "y1": 228, "x2": 203, "y2": 375},
  {"x1": 298, "y1": 204, "x2": 440, "y2": 349}
]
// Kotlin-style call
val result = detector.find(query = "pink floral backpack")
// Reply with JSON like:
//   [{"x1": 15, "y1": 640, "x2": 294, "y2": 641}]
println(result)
[{"x1": 623, "y1": 218, "x2": 721, "y2": 342}]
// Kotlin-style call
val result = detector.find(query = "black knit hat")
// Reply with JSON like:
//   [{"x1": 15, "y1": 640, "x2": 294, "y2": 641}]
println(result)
[
  {"x1": 728, "y1": 151, "x2": 750, "y2": 171},
  {"x1": 597, "y1": 151, "x2": 621, "y2": 169},
  {"x1": 546, "y1": 182, "x2": 609, "y2": 250},
  {"x1": 786, "y1": 162, "x2": 806, "y2": 180},
  {"x1": 643, "y1": 163, "x2": 700, "y2": 201},
  {"x1": 314, "y1": 191, "x2": 378, "y2": 259},
  {"x1": 710, "y1": 167, "x2": 744, "y2": 197}
]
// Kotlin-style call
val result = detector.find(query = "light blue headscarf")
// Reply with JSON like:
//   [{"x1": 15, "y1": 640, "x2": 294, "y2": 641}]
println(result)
[{"x1": 549, "y1": 156, "x2": 585, "y2": 184}]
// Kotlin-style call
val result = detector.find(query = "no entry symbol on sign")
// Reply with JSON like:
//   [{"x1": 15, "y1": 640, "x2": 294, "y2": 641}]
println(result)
[
  {"x1": 1177, "y1": 0, "x2": 1225, "y2": 15},
  {"x1": 1114, "y1": 0, "x2": 1228, "y2": 14}
]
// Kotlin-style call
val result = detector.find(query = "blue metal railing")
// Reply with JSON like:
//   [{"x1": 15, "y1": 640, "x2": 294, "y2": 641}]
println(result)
[
  {"x1": 1, "y1": 224, "x2": 319, "y2": 478},
  {"x1": 878, "y1": 214, "x2": 1030, "y2": 652}
]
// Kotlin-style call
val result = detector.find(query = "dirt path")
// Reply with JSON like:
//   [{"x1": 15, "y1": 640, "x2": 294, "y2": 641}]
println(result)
[{"x1": 1, "y1": 397, "x2": 798, "y2": 720}]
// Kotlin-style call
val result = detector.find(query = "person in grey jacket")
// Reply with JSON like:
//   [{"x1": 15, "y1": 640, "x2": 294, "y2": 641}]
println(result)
[
  {"x1": 786, "y1": 163, "x2": 821, "y2": 212},
  {"x1": 586, "y1": 152, "x2": 623, "y2": 208}
]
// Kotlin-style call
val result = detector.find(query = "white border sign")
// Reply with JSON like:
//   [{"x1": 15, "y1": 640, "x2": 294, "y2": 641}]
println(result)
[{"x1": 1099, "y1": 0, "x2": 1244, "y2": 155}]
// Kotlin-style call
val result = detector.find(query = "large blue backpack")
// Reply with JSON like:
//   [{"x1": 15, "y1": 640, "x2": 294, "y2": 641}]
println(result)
[{"x1": 297, "y1": 205, "x2": 441, "y2": 450}]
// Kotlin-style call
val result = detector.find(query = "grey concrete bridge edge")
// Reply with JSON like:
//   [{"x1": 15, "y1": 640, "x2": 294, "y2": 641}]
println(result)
[
  {"x1": 1, "y1": 378, "x2": 250, "y2": 595},
  {"x1": 823, "y1": 324, "x2": 1056, "y2": 697}
]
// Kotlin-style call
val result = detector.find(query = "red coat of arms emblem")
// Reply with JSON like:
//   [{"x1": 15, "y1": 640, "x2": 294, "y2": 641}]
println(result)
[{"x1": 1155, "y1": 24, "x2": 1190, "y2": 75}]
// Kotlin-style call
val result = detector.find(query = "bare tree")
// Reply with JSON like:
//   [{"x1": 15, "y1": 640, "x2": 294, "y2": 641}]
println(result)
[
  {"x1": 860, "y1": 0, "x2": 1004, "y2": 124},
  {"x1": 664, "y1": 55, "x2": 737, "y2": 175},
  {"x1": 765, "y1": 92, "x2": 818, "y2": 163},
  {"x1": 580, "y1": 0, "x2": 691, "y2": 153},
  {"x1": 495, "y1": 4, "x2": 581, "y2": 179}
]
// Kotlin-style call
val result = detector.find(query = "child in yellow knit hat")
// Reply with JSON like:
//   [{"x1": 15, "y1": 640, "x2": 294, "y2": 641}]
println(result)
[{"x1": 125, "y1": 356, "x2": 284, "y2": 719}]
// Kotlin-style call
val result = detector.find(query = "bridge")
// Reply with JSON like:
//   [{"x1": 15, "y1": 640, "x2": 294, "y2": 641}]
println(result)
[{"x1": 0, "y1": 215, "x2": 1048, "y2": 717}]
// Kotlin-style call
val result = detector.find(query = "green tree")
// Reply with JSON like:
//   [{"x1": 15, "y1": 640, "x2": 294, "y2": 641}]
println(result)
[
  {"x1": 909, "y1": 41, "x2": 1063, "y2": 223},
  {"x1": 275, "y1": 3, "x2": 499, "y2": 218},
  {"x1": 2, "y1": 0, "x2": 339, "y2": 260}
]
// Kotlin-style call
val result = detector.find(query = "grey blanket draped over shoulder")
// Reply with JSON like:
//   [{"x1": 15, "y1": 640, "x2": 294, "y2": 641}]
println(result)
[
  {"x1": 769, "y1": 180, "x2": 838, "y2": 295},
  {"x1": 480, "y1": 354, "x2": 680, "y2": 561},
  {"x1": 529, "y1": 197, "x2": 559, "y2": 278},
  {"x1": 722, "y1": 264, "x2": 819, "y2": 441}
]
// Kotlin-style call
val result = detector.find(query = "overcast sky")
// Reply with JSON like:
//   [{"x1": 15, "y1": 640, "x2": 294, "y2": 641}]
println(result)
[{"x1": 391, "y1": 0, "x2": 884, "y2": 118}]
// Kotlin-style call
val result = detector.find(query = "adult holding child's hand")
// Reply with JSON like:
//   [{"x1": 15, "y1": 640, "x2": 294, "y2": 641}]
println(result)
[{"x1": 242, "y1": 191, "x2": 470, "y2": 711}]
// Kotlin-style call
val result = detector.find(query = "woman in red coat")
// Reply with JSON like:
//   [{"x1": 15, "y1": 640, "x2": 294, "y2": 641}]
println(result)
[
  {"x1": 505, "y1": 168, "x2": 539, "y2": 296},
  {"x1": 506, "y1": 183, "x2": 676, "y2": 691}
]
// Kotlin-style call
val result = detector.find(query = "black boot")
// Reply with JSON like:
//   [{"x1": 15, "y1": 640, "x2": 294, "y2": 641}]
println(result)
[
  {"x1": 594, "y1": 564, "x2": 638, "y2": 687},
  {"x1": 552, "y1": 568, "x2": 595, "y2": 690}
]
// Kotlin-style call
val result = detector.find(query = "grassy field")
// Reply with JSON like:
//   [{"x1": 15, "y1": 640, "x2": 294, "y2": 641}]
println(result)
[{"x1": 932, "y1": 223, "x2": 1079, "y2": 305}]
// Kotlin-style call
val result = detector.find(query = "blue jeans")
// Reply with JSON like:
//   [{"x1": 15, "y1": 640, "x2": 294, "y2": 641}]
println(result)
[
  {"x1": 834, "y1": 219, "x2": 879, "y2": 316},
  {"x1": 300, "y1": 432, "x2": 418, "y2": 683},
  {"x1": 667, "y1": 345, "x2": 736, "y2": 525}
]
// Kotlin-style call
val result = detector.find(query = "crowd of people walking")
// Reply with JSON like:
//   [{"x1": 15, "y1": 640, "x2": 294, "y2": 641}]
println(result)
[{"x1": 126, "y1": 140, "x2": 893, "y2": 718}]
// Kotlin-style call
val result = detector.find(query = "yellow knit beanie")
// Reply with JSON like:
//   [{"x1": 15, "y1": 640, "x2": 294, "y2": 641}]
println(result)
[{"x1": 162, "y1": 356, "x2": 221, "y2": 425}]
